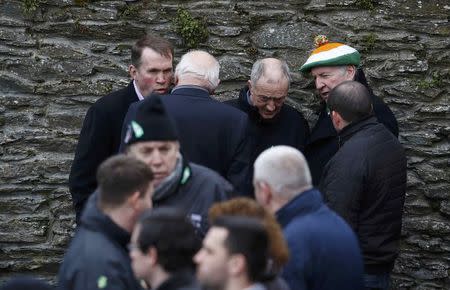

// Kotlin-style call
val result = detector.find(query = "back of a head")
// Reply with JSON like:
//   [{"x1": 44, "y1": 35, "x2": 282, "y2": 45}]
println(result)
[
  {"x1": 250, "y1": 58, "x2": 291, "y2": 88},
  {"x1": 97, "y1": 155, "x2": 154, "y2": 209},
  {"x1": 327, "y1": 80, "x2": 373, "y2": 123},
  {"x1": 208, "y1": 198, "x2": 289, "y2": 269},
  {"x1": 137, "y1": 207, "x2": 199, "y2": 272},
  {"x1": 254, "y1": 145, "x2": 312, "y2": 197},
  {"x1": 175, "y1": 50, "x2": 220, "y2": 91},
  {"x1": 1, "y1": 276, "x2": 53, "y2": 290},
  {"x1": 131, "y1": 34, "x2": 173, "y2": 67},
  {"x1": 213, "y1": 216, "x2": 269, "y2": 283}
]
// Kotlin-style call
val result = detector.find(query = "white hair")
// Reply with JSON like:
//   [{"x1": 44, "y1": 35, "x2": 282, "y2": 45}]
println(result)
[
  {"x1": 250, "y1": 58, "x2": 291, "y2": 88},
  {"x1": 253, "y1": 145, "x2": 312, "y2": 198},
  {"x1": 175, "y1": 50, "x2": 220, "y2": 91}
]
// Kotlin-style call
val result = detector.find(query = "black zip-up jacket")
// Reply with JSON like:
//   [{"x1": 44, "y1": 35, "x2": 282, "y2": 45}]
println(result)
[
  {"x1": 58, "y1": 193, "x2": 142, "y2": 290},
  {"x1": 319, "y1": 116, "x2": 407, "y2": 274},
  {"x1": 224, "y1": 86, "x2": 310, "y2": 183},
  {"x1": 305, "y1": 69, "x2": 399, "y2": 185}
]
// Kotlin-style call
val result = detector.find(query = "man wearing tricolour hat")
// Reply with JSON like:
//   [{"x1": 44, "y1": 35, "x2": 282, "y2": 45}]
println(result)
[
  {"x1": 124, "y1": 94, "x2": 232, "y2": 236},
  {"x1": 300, "y1": 35, "x2": 399, "y2": 185}
]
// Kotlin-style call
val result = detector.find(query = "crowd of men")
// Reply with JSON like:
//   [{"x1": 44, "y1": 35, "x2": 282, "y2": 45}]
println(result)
[{"x1": 2, "y1": 34, "x2": 406, "y2": 290}]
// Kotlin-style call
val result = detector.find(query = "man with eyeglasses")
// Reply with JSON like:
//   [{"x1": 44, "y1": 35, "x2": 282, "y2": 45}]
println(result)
[{"x1": 225, "y1": 58, "x2": 310, "y2": 196}]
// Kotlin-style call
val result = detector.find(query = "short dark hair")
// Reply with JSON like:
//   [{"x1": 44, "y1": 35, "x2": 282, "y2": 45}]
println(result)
[
  {"x1": 97, "y1": 155, "x2": 153, "y2": 208},
  {"x1": 131, "y1": 34, "x2": 173, "y2": 68},
  {"x1": 213, "y1": 216, "x2": 269, "y2": 283},
  {"x1": 327, "y1": 80, "x2": 373, "y2": 123},
  {"x1": 137, "y1": 208, "x2": 200, "y2": 273}
]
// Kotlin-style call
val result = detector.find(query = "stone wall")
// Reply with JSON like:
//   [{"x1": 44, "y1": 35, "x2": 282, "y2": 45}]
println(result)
[{"x1": 0, "y1": 0, "x2": 449, "y2": 288}]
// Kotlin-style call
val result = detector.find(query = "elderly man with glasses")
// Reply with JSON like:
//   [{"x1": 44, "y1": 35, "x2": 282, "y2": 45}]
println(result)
[{"x1": 225, "y1": 58, "x2": 310, "y2": 196}]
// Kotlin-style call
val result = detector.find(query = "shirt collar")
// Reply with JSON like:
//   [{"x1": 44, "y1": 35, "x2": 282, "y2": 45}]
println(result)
[
  {"x1": 171, "y1": 85, "x2": 209, "y2": 94},
  {"x1": 133, "y1": 80, "x2": 145, "y2": 101}
]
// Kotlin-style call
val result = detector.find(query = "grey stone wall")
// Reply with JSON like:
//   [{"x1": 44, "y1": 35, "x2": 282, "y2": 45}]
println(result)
[{"x1": 0, "y1": 0, "x2": 449, "y2": 288}]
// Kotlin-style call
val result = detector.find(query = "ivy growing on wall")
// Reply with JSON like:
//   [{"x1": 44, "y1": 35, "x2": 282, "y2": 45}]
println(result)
[{"x1": 172, "y1": 8, "x2": 209, "y2": 48}]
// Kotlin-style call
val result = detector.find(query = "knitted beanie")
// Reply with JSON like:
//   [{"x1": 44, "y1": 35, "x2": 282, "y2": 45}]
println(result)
[
  {"x1": 300, "y1": 35, "x2": 361, "y2": 73},
  {"x1": 124, "y1": 95, "x2": 179, "y2": 146}
]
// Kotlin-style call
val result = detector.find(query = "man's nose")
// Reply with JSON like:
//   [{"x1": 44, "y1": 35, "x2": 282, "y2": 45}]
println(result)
[
  {"x1": 266, "y1": 100, "x2": 276, "y2": 111},
  {"x1": 315, "y1": 77, "x2": 324, "y2": 89},
  {"x1": 156, "y1": 72, "x2": 165, "y2": 83},
  {"x1": 150, "y1": 152, "x2": 163, "y2": 165}
]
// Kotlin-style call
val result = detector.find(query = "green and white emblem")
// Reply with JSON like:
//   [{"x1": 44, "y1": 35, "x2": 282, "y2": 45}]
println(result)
[{"x1": 97, "y1": 275, "x2": 108, "y2": 289}]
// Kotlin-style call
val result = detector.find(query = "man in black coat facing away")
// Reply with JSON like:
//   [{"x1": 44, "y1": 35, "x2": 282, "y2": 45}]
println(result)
[
  {"x1": 59, "y1": 155, "x2": 154, "y2": 290},
  {"x1": 224, "y1": 58, "x2": 310, "y2": 194},
  {"x1": 300, "y1": 35, "x2": 398, "y2": 185},
  {"x1": 121, "y1": 50, "x2": 250, "y2": 196},
  {"x1": 319, "y1": 81, "x2": 407, "y2": 290},
  {"x1": 69, "y1": 34, "x2": 173, "y2": 222}
]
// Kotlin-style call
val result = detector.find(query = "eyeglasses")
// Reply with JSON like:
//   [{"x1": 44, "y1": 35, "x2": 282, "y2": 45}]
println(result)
[{"x1": 255, "y1": 95, "x2": 286, "y2": 105}]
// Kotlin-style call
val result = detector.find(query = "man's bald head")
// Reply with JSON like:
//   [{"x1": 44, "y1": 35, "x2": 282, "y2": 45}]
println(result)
[
  {"x1": 328, "y1": 81, "x2": 373, "y2": 124},
  {"x1": 250, "y1": 58, "x2": 290, "y2": 87},
  {"x1": 175, "y1": 50, "x2": 220, "y2": 92}
]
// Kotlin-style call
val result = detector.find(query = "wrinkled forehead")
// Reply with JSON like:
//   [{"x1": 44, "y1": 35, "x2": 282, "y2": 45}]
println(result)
[
  {"x1": 253, "y1": 78, "x2": 289, "y2": 95},
  {"x1": 310, "y1": 66, "x2": 345, "y2": 76}
]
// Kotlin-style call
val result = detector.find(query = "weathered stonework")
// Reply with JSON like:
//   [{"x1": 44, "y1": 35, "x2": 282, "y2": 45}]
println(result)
[{"x1": 0, "y1": 0, "x2": 449, "y2": 288}]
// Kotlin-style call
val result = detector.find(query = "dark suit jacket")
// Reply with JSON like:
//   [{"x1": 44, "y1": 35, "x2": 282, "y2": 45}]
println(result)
[
  {"x1": 69, "y1": 82, "x2": 138, "y2": 220},
  {"x1": 120, "y1": 86, "x2": 251, "y2": 196}
]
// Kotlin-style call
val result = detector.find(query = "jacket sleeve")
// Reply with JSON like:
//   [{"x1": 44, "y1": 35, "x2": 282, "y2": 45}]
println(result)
[
  {"x1": 225, "y1": 115, "x2": 253, "y2": 197},
  {"x1": 69, "y1": 105, "x2": 112, "y2": 222},
  {"x1": 297, "y1": 113, "x2": 311, "y2": 153},
  {"x1": 118, "y1": 102, "x2": 138, "y2": 153},
  {"x1": 319, "y1": 158, "x2": 364, "y2": 230}
]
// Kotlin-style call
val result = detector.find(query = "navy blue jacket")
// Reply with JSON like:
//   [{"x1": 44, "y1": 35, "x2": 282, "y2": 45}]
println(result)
[
  {"x1": 225, "y1": 86, "x2": 310, "y2": 165},
  {"x1": 305, "y1": 69, "x2": 399, "y2": 185},
  {"x1": 69, "y1": 82, "x2": 138, "y2": 221},
  {"x1": 121, "y1": 86, "x2": 251, "y2": 196},
  {"x1": 276, "y1": 189, "x2": 364, "y2": 290},
  {"x1": 58, "y1": 193, "x2": 142, "y2": 290},
  {"x1": 319, "y1": 116, "x2": 406, "y2": 274}
]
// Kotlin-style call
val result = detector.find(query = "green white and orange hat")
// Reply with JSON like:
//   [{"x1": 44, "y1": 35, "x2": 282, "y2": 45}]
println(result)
[{"x1": 299, "y1": 35, "x2": 361, "y2": 73}]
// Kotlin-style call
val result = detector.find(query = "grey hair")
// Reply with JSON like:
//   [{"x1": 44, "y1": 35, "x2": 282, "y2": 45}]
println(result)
[
  {"x1": 175, "y1": 50, "x2": 220, "y2": 91},
  {"x1": 250, "y1": 59, "x2": 291, "y2": 87},
  {"x1": 253, "y1": 145, "x2": 312, "y2": 199}
]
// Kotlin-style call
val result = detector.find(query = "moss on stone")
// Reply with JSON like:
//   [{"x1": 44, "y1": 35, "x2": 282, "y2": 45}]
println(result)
[
  {"x1": 417, "y1": 72, "x2": 443, "y2": 89},
  {"x1": 74, "y1": 0, "x2": 89, "y2": 6},
  {"x1": 172, "y1": 8, "x2": 209, "y2": 49},
  {"x1": 362, "y1": 33, "x2": 377, "y2": 52},
  {"x1": 117, "y1": 3, "x2": 141, "y2": 19},
  {"x1": 355, "y1": 0, "x2": 375, "y2": 10},
  {"x1": 21, "y1": 0, "x2": 42, "y2": 16}
]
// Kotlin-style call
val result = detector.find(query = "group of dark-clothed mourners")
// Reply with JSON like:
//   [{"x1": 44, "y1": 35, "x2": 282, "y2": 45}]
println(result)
[{"x1": 2, "y1": 33, "x2": 406, "y2": 290}]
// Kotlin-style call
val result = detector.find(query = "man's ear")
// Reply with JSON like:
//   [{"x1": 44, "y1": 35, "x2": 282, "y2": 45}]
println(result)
[
  {"x1": 147, "y1": 247, "x2": 158, "y2": 266},
  {"x1": 346, "y1": 65, "x2": 356, "y2": 80},
  {"x1": 228, "y1": 254, "x2": 246, "y2": 276},
  {"x1": 129, "y1": 65, "x2": 137, "y2": 79},
  {"x1": 247, "y1": 80, "x2": 252, "y2": 90},
  {"x1": 331, "y1": 111, "x2": 344, "y2": 130},
  {"x1": 128, "y1": 191, "x2": 142, "y2": 210},
  {"x1": 259, "y1": 181, "x2": 273, "y2": 206}
]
